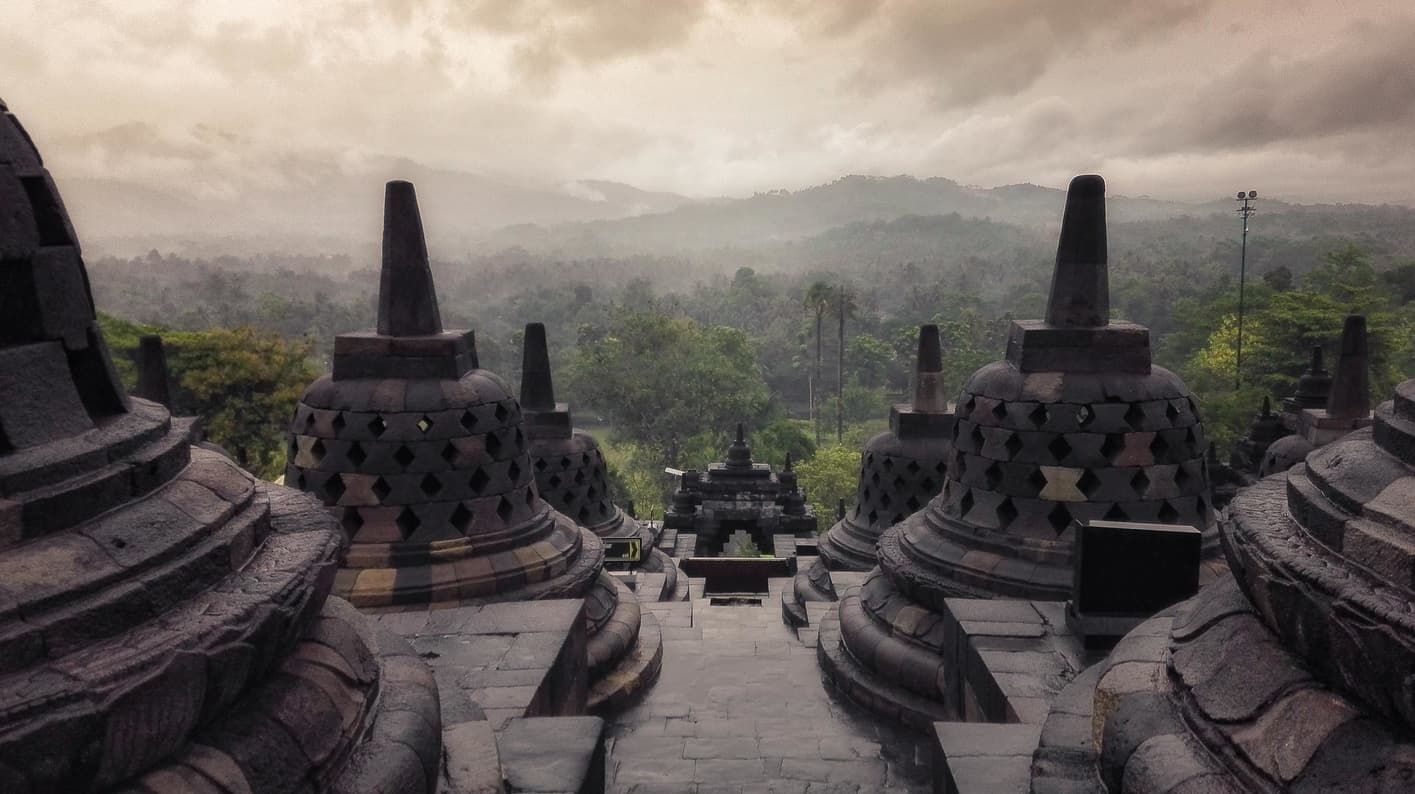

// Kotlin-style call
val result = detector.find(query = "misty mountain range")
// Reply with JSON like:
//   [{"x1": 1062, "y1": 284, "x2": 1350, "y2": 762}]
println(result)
[{"x1": 58, "y1": 156, "x2": 1411, "y2": 263}]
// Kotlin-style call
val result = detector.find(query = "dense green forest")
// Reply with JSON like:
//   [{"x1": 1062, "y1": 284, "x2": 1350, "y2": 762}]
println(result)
[{"x1": 89, "y1": 204, "x2": 1415, "y2": 518}]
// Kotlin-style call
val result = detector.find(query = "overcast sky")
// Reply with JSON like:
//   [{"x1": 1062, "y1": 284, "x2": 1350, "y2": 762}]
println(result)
[{"x1": 6, "y1": 0, "x2": 1415, "y2": 204}]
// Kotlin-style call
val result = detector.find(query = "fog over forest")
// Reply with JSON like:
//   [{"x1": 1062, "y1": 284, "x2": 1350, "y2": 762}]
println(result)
[{"x1": 10, "y1": 0, "x2": 1415, "y2": 511}]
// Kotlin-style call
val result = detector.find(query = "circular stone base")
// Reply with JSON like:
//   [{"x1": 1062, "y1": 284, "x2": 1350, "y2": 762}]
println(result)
[{"x1": 1033, "y1": 576, "x2": 1415, "y2": 792}]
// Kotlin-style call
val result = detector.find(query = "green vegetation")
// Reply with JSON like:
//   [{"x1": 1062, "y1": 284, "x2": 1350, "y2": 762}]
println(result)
[
  {"x1": 795, "y1": 445, "x2": 864, "y2": 521},
  {"x1": 86, "y1": 203, "x2": 1415, "y2": 512},
  {"x1": 99, "y1": 314, "x2": 316, "y2": 480}
]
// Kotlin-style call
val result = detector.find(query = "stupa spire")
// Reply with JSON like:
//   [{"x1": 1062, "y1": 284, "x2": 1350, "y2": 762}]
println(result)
[
  {"x1": 1044, "y1": 175, "x2": 1109, "y2": 328},
  {"x1": 520, "y1": 322, "x2": 556, "y2": 412},
  {"x1": 911, "y1": 324, "x2": 947, "y2": 412},
  {"x1": 376, "y1": 180, "x2": 443, "y2": 337},
  {"x1": 1327, "y1": 314, "x2": 1370, "y2": 419},
  {"x1": 726, "y1": 423, "x2": 753, "y2": 468},
  {"x1": 134, "y1": 334, "x2": 173, "y2": 407}
]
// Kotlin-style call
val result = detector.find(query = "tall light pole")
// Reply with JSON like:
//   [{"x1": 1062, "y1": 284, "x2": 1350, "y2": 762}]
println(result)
[{"x1": 1235, "y1": 190, "x2": 1257, "y2": 389}]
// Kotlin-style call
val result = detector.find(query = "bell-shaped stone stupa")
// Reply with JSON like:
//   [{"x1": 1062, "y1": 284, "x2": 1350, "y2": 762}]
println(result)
[
  {"x1": 819, "y1": 175, "x2": 1224, "y2": 727},
  {"x1": 1031, "y1": 374, "x2": 1415, "y2": 790},
  {"x1": 0, "y1": 101, "x2": 442, "y2": 793},
  {"x1": 518, "y1": 322, "x2": 677, "y2": 590},
  {"x1": 285, "y1": 181, "x2": 660, "y2": 710},
  {"x1": 788, "y1": 324, "x2": 954, "y2": 624}
]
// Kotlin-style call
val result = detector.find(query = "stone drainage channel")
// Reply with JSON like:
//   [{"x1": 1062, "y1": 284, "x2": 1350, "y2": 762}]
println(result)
[{"x1": 604, "y1": 574, "x2": 934, "y2": 793}]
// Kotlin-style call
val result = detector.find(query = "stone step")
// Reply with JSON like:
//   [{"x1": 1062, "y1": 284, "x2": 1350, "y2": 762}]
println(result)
[
  {"x1": 932, "y1": 722, "x2": 1041, "y2": 794},
  {"x1": 815, "y1": 607, "x2": 956, "y2": 732},
  {"x1": 635, "y1": 571, "x2": 669, "y2": 602},
  {"x1": 589, "y1": 610, "x2": 664, "y2": 714},
  {"x1": 656, "y1": 527, "x2": 678, "y2": 553},
  {"x1": 674, "y1": 532, "x2": 697, "y2": 558},
  {"x1": 497, "y1": 716, "x2": 606, "y2": 794},
  {"x1": 439, "y1": 720, "x2": 504, "y2": 793}
]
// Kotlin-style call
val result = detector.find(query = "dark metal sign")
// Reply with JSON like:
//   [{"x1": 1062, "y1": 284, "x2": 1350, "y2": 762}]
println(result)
[{"x1": 604, "y1": 537, "x2": 642, "y2": 563}]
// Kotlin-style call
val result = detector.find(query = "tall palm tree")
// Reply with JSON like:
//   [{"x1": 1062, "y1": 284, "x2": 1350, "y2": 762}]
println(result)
[
  {"x1": 804, "y1": 281, "x2": 833, "y2": 444},
  {"x1": 832, "y1": 285, "x2": 857, "y2": 443}
]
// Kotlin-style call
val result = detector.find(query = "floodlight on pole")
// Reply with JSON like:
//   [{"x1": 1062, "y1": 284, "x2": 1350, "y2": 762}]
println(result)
[{"x1": 1235, "y1": 190, "x2": 1258, "y2": 388}]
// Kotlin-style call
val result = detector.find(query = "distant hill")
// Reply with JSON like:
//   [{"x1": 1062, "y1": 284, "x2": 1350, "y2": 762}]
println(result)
[
  {"x1": 473, "y1": 175, "x2": 1218, "y2": 258},
  {"x1": 59, "y1": 158, "x2": 698, "y2": 259},
  {"x1": 61, "y1": 153, "x2": 1415, "y2": 269}
]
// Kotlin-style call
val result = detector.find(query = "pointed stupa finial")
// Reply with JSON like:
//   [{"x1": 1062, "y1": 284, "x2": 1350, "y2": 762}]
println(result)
[
  {"x1": 1044, "y1": 175, "x2": 1108, "y2": 328},
  {"x1": 1261, "y1": 396, "x2": 1272, "y2": 417},
  {"x1": 783, "y1": 452, "x2": 794, "y2": 472},
  {"x1": 837, "y1": 498, "x2": 847, "y2": 521},
  {"x1": 377, "y1": 180, "x2": 443, "y2": 337},
  {"x1": 1310, "y1": 345, "x2": 1325, "y2": 374},
  {"x1": 520, "y1": 322, "x2": 556, "y2": 412},
  {"x1": 911, "y1": 324, "x2": 947, "y2": 412},
  {"x1": 726, "y1": 423, "x2": 753, "y2": 468},
  {"x1": 1327, "y1": 315, "x2": 1370, "y2": 419},
  {"x1": 134, "y1": 334, "x2": 173, "y2": 408}
]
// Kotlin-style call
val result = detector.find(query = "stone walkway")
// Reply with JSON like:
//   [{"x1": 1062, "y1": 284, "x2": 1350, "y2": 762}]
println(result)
[{"x1": 605, "y1": 577, "x2": 934, "y2": 793}]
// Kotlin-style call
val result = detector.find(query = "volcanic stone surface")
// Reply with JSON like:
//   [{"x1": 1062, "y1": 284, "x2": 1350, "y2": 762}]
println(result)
[
  {"x1": 1229, "y1": 397, "x2": 1290, "y2": 479},
  {"x1": 518, "y1": 323, "x2": 676, "y2": 585},
  {"x1": 1029, "y1": 376, "x2": 1415, "y2": 791},
  {"x1": 789, "y1": 325, "x2": 954, "y2": 626},
  {"x1": 664, "y1": 425, "x2": 818, "y2": 558},
  {"x1": 817, "y1": 324, "x2": 954, "y2": 573},
  {"x1": 819, "y1": 175, "x2": 1224, "y2": 730},
  {"x1": 285, "y1": 180, "x2": 658, "y2": 712},
  {"x1": 0, "y1": 103, "x2": 440, "y2": 793}
]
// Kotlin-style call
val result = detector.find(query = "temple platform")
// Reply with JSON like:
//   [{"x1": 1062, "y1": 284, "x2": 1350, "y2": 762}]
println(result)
[{"x1": 603, "y1": 574, "x2": 936, "y2": 793}]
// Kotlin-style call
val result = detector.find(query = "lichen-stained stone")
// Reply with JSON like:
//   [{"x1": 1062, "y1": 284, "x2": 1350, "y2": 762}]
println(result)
[{"x1": 0, "y1": 102, "x2": 441, "y2": 793}]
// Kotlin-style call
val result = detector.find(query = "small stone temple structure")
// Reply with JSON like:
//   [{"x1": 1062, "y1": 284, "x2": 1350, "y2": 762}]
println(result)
[
  {"x1": 788, "y1": 324, "x2": 954, "y2": 624},
  {"x1": 817, "y1": 175, "x2": 1225, "y2": 727},
  {"x1": 285, "y1": 180, "x2": 660, "y2": 710},
  {"x1": 664, "y1": 425, "x2": 817, "y2": 557},
  {"x1": 1021, "y1": 374, "x2": 1415, "y2": 791},
  {"x1": 0, "y1": 102, "x2": 448, "y2": 792},
  {"x1": 1258, "y1": 315, "x2": 1373, "y2": 478},
  {"x1": 518, "y1": 322, "x2": 677, "y2": 588}
]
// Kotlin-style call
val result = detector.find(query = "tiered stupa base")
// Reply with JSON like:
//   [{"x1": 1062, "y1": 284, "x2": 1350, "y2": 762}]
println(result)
[
  {"x1": 1034, "y1": 387, "x2": 1415, "y2": 791},
  {"x1": 1033, "y1": 576, "x2": 1415, "y2": 792},
  {"x1": 0, "y1": 404, "x2": 442, "y2": 792}
]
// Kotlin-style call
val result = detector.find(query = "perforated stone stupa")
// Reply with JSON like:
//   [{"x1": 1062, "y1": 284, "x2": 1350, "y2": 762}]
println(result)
[
  {"x1": 518, "y1": 322, "x2": 675, "y2": 582},
  {"x1": 818, "y1": 324, "x2": 954, "y2": 571},
  {"x1": 1030, "y1": 377, "x2": 1415, "y2": 791},
  {"x1": 788, "y1": 324, "x2": 953, "y2": 623},
  {"x1": 0, "y1": 101, "x2": 443, "y2": 793},
  {"x1": 818, "y1": 174, "x2": 1224, "y2": 727},
  {"x1": 285, "y1": 181, "x2": 660, "y2": 709}
]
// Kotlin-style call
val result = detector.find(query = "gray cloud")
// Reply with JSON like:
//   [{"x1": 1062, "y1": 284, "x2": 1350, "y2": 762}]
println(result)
[
  {"x1": 1130, "y1": 18, "x2": 1415, "y2": 156},
  {"x1": 6, "y1": 0, "x2": 1415, "y2": 208},
  {"x1": 783, "y1": 0, "x2": 1212, "y2": 108}
]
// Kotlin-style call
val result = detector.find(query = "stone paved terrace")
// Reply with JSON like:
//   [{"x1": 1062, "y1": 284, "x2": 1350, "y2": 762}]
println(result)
[{"x1": 605, "y1": 575, "x2": 934, "y2": 793}]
